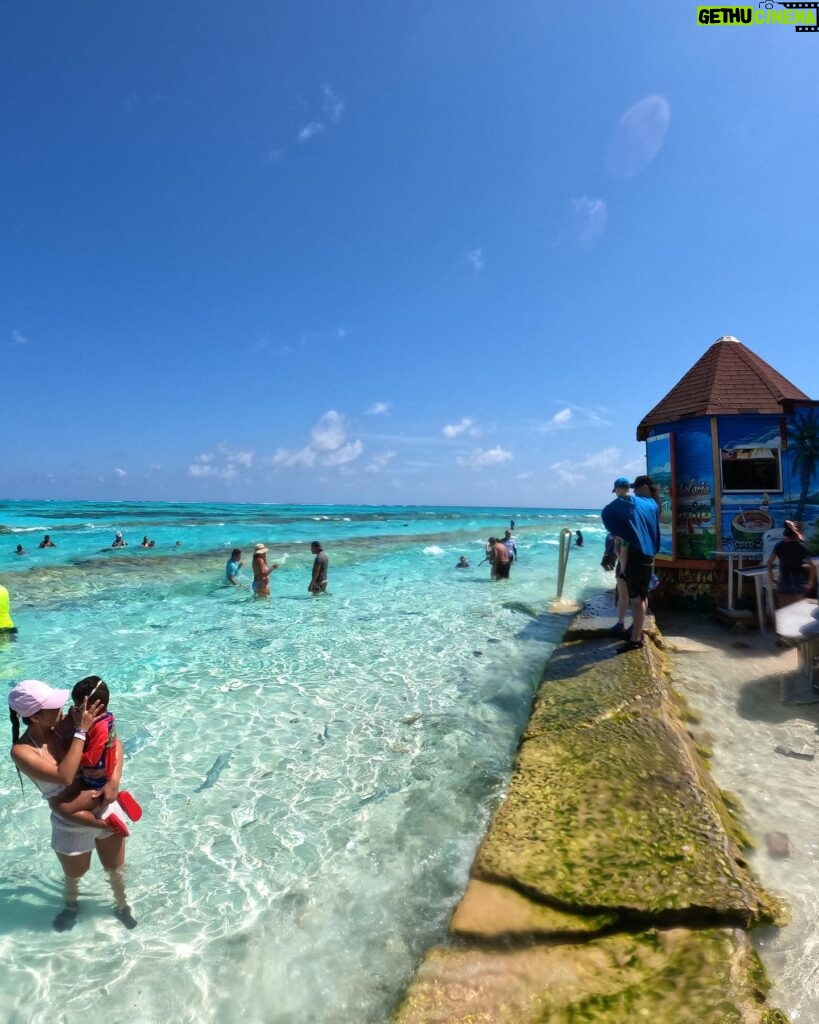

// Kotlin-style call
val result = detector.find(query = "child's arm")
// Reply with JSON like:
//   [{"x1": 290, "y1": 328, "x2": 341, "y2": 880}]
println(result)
[
  {"x1": 53, "y1": 788, "x2": 112, "y2": 829},
  {"x1": 55, "y1": 788, "x2": 103, "y2": 817},
  {"x1": 101, "y1": 737, "x2": 124, "y2": 804}
]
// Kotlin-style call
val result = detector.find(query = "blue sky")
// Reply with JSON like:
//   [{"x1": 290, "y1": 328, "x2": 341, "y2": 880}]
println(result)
[{"x1": 3, "y1": 1, "x2": 819, "y2": 508}]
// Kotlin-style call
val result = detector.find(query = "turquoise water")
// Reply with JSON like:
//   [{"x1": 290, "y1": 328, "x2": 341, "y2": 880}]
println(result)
[{"x1": 0, "y1": 501, "x2": 606, "y2": 1024}]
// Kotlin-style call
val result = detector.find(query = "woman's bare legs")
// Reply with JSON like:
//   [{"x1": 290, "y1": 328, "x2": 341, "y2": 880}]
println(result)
[
  {"x1": 96, "y1": 833, "x2": 137, "y2": 928},
  {"x1": 54, "y1": 851, "x2": 92, "y2": 931}
]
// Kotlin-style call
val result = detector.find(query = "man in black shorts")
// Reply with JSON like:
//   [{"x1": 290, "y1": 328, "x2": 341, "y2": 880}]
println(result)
[
  {"x1": 602, "y1": 475, "x2": 660, "y2": 651},
  {"x1": 308, "y1": 541, "x2": 329, "y2": 594}
]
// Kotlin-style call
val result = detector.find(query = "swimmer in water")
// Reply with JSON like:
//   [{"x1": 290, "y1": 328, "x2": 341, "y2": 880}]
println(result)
[{"x1": 251, "y1": 544, "x2": 279, "y2": 598}]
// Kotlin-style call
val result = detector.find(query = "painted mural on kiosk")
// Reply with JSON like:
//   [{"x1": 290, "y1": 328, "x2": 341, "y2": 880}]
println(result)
[
  {"x1": 718, "y1": 408, "x2": 819, "y2": 554},
  {"x1": 669, "y1": 417, "x2": 716, "y2": 561},
  {"x1": 645, "y1": 433, "x2": 675, "y2": 558}
]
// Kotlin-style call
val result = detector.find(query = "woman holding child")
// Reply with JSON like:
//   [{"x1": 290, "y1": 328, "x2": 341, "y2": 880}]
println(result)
[{"x1": 8, "y1": 677, "x2": 137, "y2": 931}]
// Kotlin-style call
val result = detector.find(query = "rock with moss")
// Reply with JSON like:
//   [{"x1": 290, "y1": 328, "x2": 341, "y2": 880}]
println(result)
[
  {"x1": 392, "y1": 928, "x2": 789, "y2": 1024},
  {"x1": 473, "y1": 639, "x2": 785, "y2": 928}
]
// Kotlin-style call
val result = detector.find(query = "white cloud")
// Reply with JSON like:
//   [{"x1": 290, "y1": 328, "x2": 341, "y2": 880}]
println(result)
[
  {"x1": 311, "y1": 410, "x2": 347, "y2": 451},
  {"x1": 550, "y1": 459, "x2": 585, "y2": 485},
  {"x1": 323, "y1": 440, "x2": 363, "y2": 466},
  {"x1": 580, "y1": 446, "x2": 621, "y2": 471},
  {"x1": 271, "y1": 410, "x2": 363, "y2": 470},
  {"x1": 297, "y1": 84, "x2": 345, "y2": 145},
  {"x1": 466, "y1": 248, "x2": 484, "y2": 272},
  {"x1": 366, "y1": 450, "x2": 396, "y2": 474},
  {"x1": 10, "y1": 330, "x2": 28, "y2": 346},
  {"x1": 517, "y1": 471, "x2": 534, "y2": 480},
  {"x1": 366, "y1": 402, "x2": 390, "y2": 416},
  {"x1": 533, "y1": 404, "x2": 610, "y2": 433},
  {"x1": 566, "y1": 198, "x2": 607, "y2": 248},
  {"x1": 442, "y1": 417, "x2": 481, "y2": 439},
  {"x1": 114, "y1": 467, "x2": 127, "y2": 478},
  {"x1": 606, "y1": 95, "x2": 671, "y2": 179},
  {"x1": 550, "y1": 446, "x2": 633, "y2": 488},
  {"x1": 188, "y1": 443, "x2": 255, "y2": 480},
  {"x1": 298, "y1": 121, "x2": 326, "y2": 143},
  {"x1": 323, "y1": 84, "x2": 345, "y2": 124},
  {"x1": 456, "y1": 446, "x2": 513, "y2": 469},
  {"x1": 271, "y1": 445, "x2": 316, "y2": 468}
]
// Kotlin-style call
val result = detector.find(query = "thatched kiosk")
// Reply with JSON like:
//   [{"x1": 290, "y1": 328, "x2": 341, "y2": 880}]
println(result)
[{"x1": 636, "y1": 336, "x2": 819, "y2": 610}]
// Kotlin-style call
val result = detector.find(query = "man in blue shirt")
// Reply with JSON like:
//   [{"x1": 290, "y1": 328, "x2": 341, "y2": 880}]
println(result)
[
  {"x1": 601, "y1": 475, "x2": 660, "y2": 651},
  {"x1": 225, "y1": 548, "x2": 243, "y2": 586}
]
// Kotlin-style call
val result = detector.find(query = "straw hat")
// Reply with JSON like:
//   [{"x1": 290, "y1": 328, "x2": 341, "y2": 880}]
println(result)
[{"x1": 254, "y1": 544, "x2": 268, "y2": 555}]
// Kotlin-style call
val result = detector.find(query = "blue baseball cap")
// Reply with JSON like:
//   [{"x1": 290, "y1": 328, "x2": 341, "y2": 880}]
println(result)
[{"x1": 612, "y1": 477, "x2": 630, "y2": 492}]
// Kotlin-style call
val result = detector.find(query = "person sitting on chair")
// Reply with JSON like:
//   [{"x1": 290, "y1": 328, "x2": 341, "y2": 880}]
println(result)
[{"x1": 766, "y1": 520, "x2": 816, "y2": 609}]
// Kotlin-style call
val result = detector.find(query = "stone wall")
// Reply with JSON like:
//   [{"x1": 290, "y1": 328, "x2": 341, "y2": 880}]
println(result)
[{"x1": 391, "y1": 615, "x2": 790, "y2": 1024}]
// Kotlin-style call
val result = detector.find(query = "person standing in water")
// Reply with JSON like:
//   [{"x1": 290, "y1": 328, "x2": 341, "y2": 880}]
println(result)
[
  {"x1": 39, "y1": 534, "x2": 56, "y2": 548},
  {"x1": 252, "y1": 544, "x2": 279, "y2": 597},
  {"x1": 503, "y1": 530, "x2": 517, "y2": 562},
  {"x1": 8, "y1": 679, "x2": 136, "y2": 930},
  {"x1": 308, "y1": 542, "x2": 329, "y2": 594},
  {"x1": 226, "y1": 548, "x2": 244, "y2": 586}
]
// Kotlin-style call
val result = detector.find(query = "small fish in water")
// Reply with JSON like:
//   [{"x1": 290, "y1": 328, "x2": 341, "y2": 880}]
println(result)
[
  {"x1": 473, "y1": 650, "x2": 483, "y2": 657},
  {"x1": 774, "y1": 744, "x2": 815, "y2": 761},
  {"x1": 196, "y1": 753, "x2": 231, "y2": 792},
  {"x1": 358, "y1": 785, "x2": 400, "y2": 807},
  {"x1": 486, "y1": 637, "x2": 500, "y2": 644}
]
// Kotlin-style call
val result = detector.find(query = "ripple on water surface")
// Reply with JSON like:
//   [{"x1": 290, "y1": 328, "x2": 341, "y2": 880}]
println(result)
[{"x1": 0, "y1": 502, "x2": 605, "y2": 1023}]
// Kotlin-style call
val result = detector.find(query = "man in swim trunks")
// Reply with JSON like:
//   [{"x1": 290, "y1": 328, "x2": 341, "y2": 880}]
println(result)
[
  {"x1": 39, "y1": 534, "x2": 56, "y2": 548},
  {"x1": 491, "y1": 537, "x2": 511, "y2": 580},
  {"x1": 308, "y1": 542, "x2": 329, "y2": 594}
]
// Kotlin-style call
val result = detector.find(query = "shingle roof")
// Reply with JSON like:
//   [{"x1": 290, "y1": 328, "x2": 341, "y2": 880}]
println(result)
[{"x1": 636, "y1": 336, "x2": 810, "y2": 440}]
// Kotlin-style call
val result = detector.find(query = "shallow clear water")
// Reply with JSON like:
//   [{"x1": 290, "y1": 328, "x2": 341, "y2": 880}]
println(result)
[
  {"x1": 0, "y1": 501, "x2": 603, "y2": 1024},
  {"x1": 662, "y1": 613, "x2": 819, "y2": 1023}
]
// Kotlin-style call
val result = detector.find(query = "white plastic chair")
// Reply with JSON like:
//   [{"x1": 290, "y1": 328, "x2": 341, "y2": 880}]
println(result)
[
  {"x1": 760, "y1": 528, "x2": 781, "y2": 622},
  {"x1": 736, "y1": 528, "x2": 782, "y2": 629}
]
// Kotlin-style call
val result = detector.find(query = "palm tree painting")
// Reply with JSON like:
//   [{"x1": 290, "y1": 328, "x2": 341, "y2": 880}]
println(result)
[{"x1": 787, "y1": 408, "x2": 819, "y2": 525}]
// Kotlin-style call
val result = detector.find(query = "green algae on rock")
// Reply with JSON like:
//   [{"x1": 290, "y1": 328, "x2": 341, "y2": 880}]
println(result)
[
  {"x1": 472, "y1": 638, "x2": 785, "y2": 928},
  {"x1": 451, "y1": 879, "x2": 617, "y2": 940},
  {"x1": 392, "y1": 928, "x2": 787, "y2": 1024}
]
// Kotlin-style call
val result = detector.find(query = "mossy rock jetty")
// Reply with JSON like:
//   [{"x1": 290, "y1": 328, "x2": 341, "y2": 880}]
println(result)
[{"x1": 392, "y1": 613, "x2": 789, "y2": 1023}]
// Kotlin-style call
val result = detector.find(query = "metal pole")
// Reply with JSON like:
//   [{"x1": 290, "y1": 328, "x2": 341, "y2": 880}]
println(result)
[{"x1": 556, "y1": 527, "x2": 572, "y2": 600}]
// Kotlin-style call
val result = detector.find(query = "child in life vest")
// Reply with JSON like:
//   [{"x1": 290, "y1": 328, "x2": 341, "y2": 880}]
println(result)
[{"x1": 54, "y1": 676, "x2": 142, "y2": 837}]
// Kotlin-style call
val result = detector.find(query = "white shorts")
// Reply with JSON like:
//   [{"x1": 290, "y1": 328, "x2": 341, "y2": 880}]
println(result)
[{"x1": 49, "y1": 800, "x2": 125, "y2": 856}]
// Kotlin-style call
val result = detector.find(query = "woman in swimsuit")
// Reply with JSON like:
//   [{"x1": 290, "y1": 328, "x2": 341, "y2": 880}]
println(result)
[
  {"x1": 8, "y1": 679, "x2": 137, "y2": 931},
  {"x1": 251, "y1": 543, "x2": 279, "y2": 598}
]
